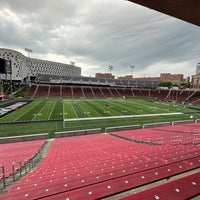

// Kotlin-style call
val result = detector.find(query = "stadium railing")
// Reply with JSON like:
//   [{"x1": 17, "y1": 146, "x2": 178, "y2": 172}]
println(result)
[
  {"x1": 195, "y1": 119, "x2": 200, "y2": 123},
  {"x1": 143, "y1": 122, "x2": 171, "y2": 129},
  {"x1": 0, "y1": 165, "x2": 5, "y2": 188},
  {"x1": 193, "y1": 133, "x2": 200, "y2": 145},
  {"x1": 55, "y1": 128, "x2": 102, "y2": 138},
  {"x1": 171, "y1": 136, "x2": 183, "y2": 145},
  {"x1": 105, "y1": 125, "x2": 141, "y2": 133},
  {"x1": 2, "y1": 134, "x2": 200, "y2": 199},
  {"x1": 172, "y1": 120, "x2": 194, "y2": 126},
  {"x1": 0, "y1": 133, "x2": 48, "y2": 144},
  {"x1": 0, "y1": 140, "x2": 46, "y2": 189}
]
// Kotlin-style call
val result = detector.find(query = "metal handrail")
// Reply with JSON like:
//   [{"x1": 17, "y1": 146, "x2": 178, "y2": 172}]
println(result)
[
  {"x1": 12, "y1": 161, "x2": 22, "y2": 181},
  {"x1": 0, "y1": 165, "x2": 5, "y2": 188}
]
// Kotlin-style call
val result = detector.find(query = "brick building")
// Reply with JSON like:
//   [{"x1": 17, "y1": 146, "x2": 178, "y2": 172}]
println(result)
[
  {"x1": 95, "y1": 73, "x2": 115, "y2": 79},
  {"x1": 131, "y1": 77, "x2": 160, "y2": 81},
  {"x1": 160, "y1": 73, "x2": 183, "y2": 83},
  {"x1": 118, "y1": 73, "x2": 183, "y2": 84},
  {"x1": 118, "y1": 75, "x2": 133, "y2": 80}
]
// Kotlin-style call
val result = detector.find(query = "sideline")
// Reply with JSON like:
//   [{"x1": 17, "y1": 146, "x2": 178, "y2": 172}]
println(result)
[{"x1": 64, "y1": 112, "x2": 183, "y2": 122}]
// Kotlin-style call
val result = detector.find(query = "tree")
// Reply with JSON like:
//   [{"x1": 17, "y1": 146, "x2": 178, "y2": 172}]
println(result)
[
  {"x1": 180, "y1": 82, "x2": 190, "y2": 88},
  {"x1": 159, "y1": 81, "x2": 173, "y2": 88}
]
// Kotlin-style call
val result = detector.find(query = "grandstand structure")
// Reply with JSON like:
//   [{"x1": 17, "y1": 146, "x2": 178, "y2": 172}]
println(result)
[
  {"x1": 26, "y1": 84, "x2": 200, "y2": 105},
  {"x1": 0, "y1": 123, "x2": 200, "y2": 199},
  {"x1": 128, "y1": 0, "x2": 200, "y2": 27},
  {"x1": 24, "y1": 69, "x2": 199, "y2": 106},
  {"x1": 1, "y1": 2, "x2": 200, "y2": 199},
  {"x1": 0, "y1": 48, "x2": 81, "y2": 82},
  {"x1": 36, "y1": 72, "x2": 160, "y2": 88}
]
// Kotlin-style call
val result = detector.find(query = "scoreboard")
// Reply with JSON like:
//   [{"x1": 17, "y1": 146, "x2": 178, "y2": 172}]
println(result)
[{"x1": 0, "y1": 58, "x2": 12, "y2": 74}]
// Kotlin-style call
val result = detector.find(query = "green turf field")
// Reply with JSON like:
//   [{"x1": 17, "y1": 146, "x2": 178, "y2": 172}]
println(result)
[{"x1": 0, "y1": 98, "x2": 199, "y2": 138}]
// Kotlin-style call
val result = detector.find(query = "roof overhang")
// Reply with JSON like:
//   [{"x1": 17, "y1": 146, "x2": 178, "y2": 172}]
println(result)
[{"x1": 128, "y1": 0, "x2": 200, "y2": 26}]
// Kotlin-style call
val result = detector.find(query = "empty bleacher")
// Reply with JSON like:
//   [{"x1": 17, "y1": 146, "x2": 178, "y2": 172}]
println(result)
[
  {"x1": 117, "y1": 88, "x2": 134, "y2": 98},
  {"x1": 49, "y1": 85, "x2": 61, "y2": 98},
  {"x1": 37, "y1": 74, "x2": 160, "y2": 88},
  {"x1": 26, "y1": 84, "x2": 199, "y2": 106},
  {"x1": 109, "y1": 88, "x2": 121, "y2": 98},
  {"x1": 177, "y1": 89, "x2": 193, "y2": 103},
  {"x1": 0, "y1": 140, "x2": 46, "y2": 178},
  {"x1": 190, "y1": 90, "x2": 200, "y2": 105},
  {"x1": 167, "y1": 89, "x2": 178, "y2": 101},
  {"x1": 72, "y1": 86, "x2": 84, "y2": 98},
  {"x1": 82, "y1": 87, "x2": 95, "y2": 98},
  {"x1": 132, "y1": 89, "x2": 150, "y2": 98},
  {"x1": 101, "y1": 87, "x2": 113, "y2": 98},
  {"x1": 25, "y1": 85, "x2": 38, "y2": 98},
  {"x1": 1, "y1": 129, "x2": 200, "y2": 199},
  {"x1": 153, "y1": 123, "x2": 200, "y2": 134},
  {"x1": 92, "y1": 87, "x2": 105, "y2": 98},
  {"x1": 121, "y1": 171, "x2": 200, "y2": 200},
  {"x1": 35, "y1": 85, "x2": 49, "y2": 98},
  {"x1": 157, "y1": 89, "x2": 170, "y2": 101},
  {"x1": 62, "y1": 86, "x2": 73, "y2": 98},
  {"x1": 111, "y1": 123, "x2": 200, "y2": 145}
]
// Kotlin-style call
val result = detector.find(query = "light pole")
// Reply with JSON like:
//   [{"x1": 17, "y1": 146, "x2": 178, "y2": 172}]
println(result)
[
  {"x1": 108, "y1": 65, "x2": 113, "y2": 75},
  {"x1": 25, "y1": 48, "x2": 32, "y2": 57},
  {"x1": 25, "y1": 48, "x2": 32, "y2": 85},
  {"x1": 0, "y1": 75, "x2": 4, "y2": 100},
  {"x1": 130, "y1": 65, "x2": 135, "y2": 78}
]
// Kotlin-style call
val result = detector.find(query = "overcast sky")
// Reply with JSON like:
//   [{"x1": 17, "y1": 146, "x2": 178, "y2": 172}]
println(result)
[{"x1": 0, "y1": 0, "x2": 200, "y2": 78}]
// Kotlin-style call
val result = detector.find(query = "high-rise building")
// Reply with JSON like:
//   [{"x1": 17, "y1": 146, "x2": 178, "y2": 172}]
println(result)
[
  {"x1": 191, "y1": 63, "x2": 200, "y2": 89},
  {"x1": 0, "y1": 48, "x2": 81, "y2": 82},
  {"x1": 196, "y1": 63, "x2": 200, "y2": 75}
]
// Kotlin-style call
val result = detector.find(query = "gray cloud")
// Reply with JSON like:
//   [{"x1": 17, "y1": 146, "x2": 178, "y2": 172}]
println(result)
[{"x1": 0, "y1": 0, "x2": 200, "y2": 78}]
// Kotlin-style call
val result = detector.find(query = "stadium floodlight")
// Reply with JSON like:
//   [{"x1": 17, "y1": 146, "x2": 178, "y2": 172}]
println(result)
[
  {"x1": 130, "y1": 65, "x2": 135, "y2": 78},
  {"x1": 25, "y1": 48, "x2": 32, "y2": 57},
  {"x1": 108, "y1": 65, "x2": 113, "y2": 75},
  {"x1": 0, "y1": 76, "x2": 4, "y2": 100},
  {"x1": 70, "y1": 61, "x2": 75, "y2": 66},
  {"x1": 25, "y1": 48, "x2": 32, "y2": 85}
]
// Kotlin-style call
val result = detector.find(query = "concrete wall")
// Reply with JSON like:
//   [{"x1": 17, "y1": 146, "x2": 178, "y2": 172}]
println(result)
[
  {"x1": 0, "y1": 133, "x2": 48, "y2": 144},
  {"x1": 55, "y1": 128, "x2": 102, "y2": 138},
  {"x1": 105, "y1": 125, "x2": 141, "y2": 133},
  {"x1": 143, "y1": 122, "x2": 171, "y2": 129}
]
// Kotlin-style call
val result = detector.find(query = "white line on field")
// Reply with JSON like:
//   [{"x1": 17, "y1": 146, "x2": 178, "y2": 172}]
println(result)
[
  {"x1": 48, "y1": 101, "x2": 57, "y2": 120},
  {"x1": 14, "y1": 101, "x2": 41, "y2": 122},
  {"x1": 64, "y1": 112, "x2": 183, "y2": 122}
]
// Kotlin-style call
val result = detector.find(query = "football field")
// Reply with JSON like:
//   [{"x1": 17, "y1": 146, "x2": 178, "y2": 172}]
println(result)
[{"x1": 0, "y1": 98, "x2": 199, "y2": 137}]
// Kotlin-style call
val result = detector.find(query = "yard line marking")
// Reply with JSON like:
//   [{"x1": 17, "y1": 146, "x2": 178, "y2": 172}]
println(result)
[
  {"x1": 32, "y1": 101, "x2": 48, "y2": 121},
  {"x1": 13, "y1": 101, "x2": 41, "y2": 122},
  {"x1": 62, "y1": 99, "x2": 64, "y2": 121},
  {"x1": 62, "y1": 99, "x2": 65, "y2": 128},
  {"x1": 70, "y1": 101, "x2": 78, "y2": 118},
  {"x1": 48, "y1": 101, "x2": 57, "y2": 120},
  {"x1": 79, "y1": 101, "x2": 91, "y2": 118},
  {"x1": 64, "y1": 112, "x2": 183, "y2": 122}
]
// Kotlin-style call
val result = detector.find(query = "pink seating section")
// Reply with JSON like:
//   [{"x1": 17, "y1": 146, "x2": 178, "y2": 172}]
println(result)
[
  {"x1": 153, "y1": 123, "x2": 200, "y2": 134},
  {"x1": 112, "y1": 123, "x2": 200, "y2": 145},
  {"x1": 26, "y1": 84, "x2": 200, "y2": 104},
  {"x1": 0, "y1": 140, "x2": 46, "y2": 178},
  {"x1": 1, "y1": 133, "x2": 200, "y2": 200},
  {"x1": 120, "y1": 171, "x2": 200, "y2": 200}
]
